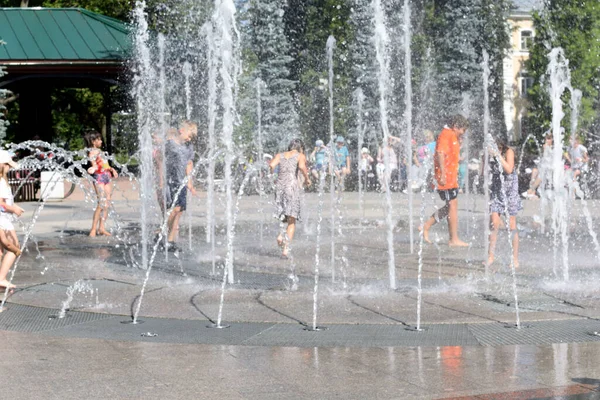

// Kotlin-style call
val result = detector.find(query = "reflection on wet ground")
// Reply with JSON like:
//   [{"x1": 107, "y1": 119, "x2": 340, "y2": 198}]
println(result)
[
  {"x1": 5, "y1": 194, "x2": 600, "y2": 398},
  {"x1": 3, "y1": 330, "x2": 600, "y2": 399}
]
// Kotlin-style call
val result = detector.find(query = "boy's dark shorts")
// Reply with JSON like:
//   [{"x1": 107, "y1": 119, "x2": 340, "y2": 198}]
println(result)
[
  {"x1": 438, "y1": 188, "x2": 458, "y2": 202},
  {"x1": 167, "y1": 185, "x2": 187, "y2": 211}
]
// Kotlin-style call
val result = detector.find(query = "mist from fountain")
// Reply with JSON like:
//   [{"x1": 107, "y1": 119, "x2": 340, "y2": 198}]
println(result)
[
  {"x1": 132, "y1": 0, "x2": 156, "y2": 276},
  {"x1": 9, "y1": 0, "x2": 600, "y2": 340},
  {"x1": 0, "y1": 141, "x2": 137, "y2": 309},
  {"x1": 548, "y1": 48, "x2": 571, "y2": 280},
  {"x1": 158, "y1": 33, "x2": 169, "y2": 261},
  {"x1": 214, "y1": 0, "x2": 240, "y2": 286},
  {"x1": 326, "y1": 35, "x2": 337, "y2": 283},
  {"x1": 57, "y1": 280, "x2": 94, "y2": 319},
  {"x1": 568, "y1": 90, "x2": 600, "y2": 261},
  {"x1": 372, "y1": 0, "x2": 396, "y2": 290},
  {"x1": 182, "y1": 61, "x2": 194, "y2": 251},
  {"x1": 310, "y1": 174, "x2": 326, "y2": 330},
  {"x1": 483, "y1": 49, "x2": 520, "y2": 328},
  {"x1": 403, "y1": 0, "x2": 414, "y2": 255},
  {"x1": 355, "y1": 88, "x2": 366, "y2": 227},
  {"x1": 205, "y1": 20, "x2": 218, "y2": 250},
  {"x1": 255, "y1": 78, "x2": 266, "y2": 248}
]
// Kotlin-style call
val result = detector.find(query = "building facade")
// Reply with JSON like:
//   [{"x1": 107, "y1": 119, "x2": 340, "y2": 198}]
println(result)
[{"x1": 503, "y1": 0, "x2": 542, "y2": 142}]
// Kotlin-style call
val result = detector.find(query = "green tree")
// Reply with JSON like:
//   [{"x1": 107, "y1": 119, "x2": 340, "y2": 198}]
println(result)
[
  {"x1": 0, "y1": 0, "x2": 132, "y2": 20},
  {"x1": 285, "y1": 0, "x2": 354, "y2": 148},
  {"x1": 525, "y1": 0, "x2": 600, "y2": 140},
  {"x1": 427, "y1": 0, "x2": 510, "y2": 143},
  {"x1": 245, "y1": 0, "x2": 299, "y2": 152}
]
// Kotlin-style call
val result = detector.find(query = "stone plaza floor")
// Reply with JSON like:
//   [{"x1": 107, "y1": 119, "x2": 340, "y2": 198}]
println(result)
[{"x1": 3, "y1": 183, "x2": 600, "y2": 399}]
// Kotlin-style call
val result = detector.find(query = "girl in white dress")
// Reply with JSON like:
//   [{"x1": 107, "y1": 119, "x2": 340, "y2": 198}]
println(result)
[{"x1": 0, "y1": 150, "x2": 24, "y2": 290}]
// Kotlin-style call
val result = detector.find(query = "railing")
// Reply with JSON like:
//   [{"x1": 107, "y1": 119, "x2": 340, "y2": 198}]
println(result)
[{"x1": 7, "y1": 169, "x2": 39, "y2": 201}]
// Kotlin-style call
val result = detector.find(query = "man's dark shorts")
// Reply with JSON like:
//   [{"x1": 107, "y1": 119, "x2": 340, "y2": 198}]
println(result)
[
  {"x1": 167, "y1": 184, "x2": 187, "y2": 211},
  {"x1": 438, "y1": 188, "x2": 458, "y2": 202}
]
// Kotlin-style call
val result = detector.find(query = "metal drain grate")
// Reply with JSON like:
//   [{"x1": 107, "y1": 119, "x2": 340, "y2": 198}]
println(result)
[
  {"x1": 0, "y1": 303, "x2": 113, "y2": 333},
  {"x1": 468, "y1": 319, "x2": 600, "y2": 346}
]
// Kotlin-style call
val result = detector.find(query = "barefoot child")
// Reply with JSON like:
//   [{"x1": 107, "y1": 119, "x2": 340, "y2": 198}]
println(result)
[
  {"x1": 85, "y1": 131, "x2": 118, "y2": 237},
  {"x1": 421, "y1": 115, "x2": 470, "y2": 247},
  {"x1": 269, "y1": 139, "x2": 311, "y2": 258},
  {"x1": 486, "y1": 139, "x2": 522, "y2": 268},
  {"x1": 0, "y1": 150, "x2": 24, "y2": 290}
]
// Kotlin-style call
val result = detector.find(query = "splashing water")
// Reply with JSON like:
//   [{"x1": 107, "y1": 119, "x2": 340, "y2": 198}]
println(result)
[
  {"x1": 311, "y1": 177, "x2": 326, "y2": 330},
  {"x1": 548, "y1": 48, "x2": 571, "y2": 281},
  {"x1": 372, "y1": 0, "x2": 396, "y2": 289},
  {"x1": 483, "y1": 50, "x2": 520, "y2": 329},
  {"x1": 403, "y1": 0, "x2": 414, "y2": 255},
  {"x1": 327, "y1": 35, "x2": 337, "y2": 283},
  {"x1": 182, "y1": 61, "x2": 193, "y2": 251},
  {"x1": 355, "y1": 88, "x2": 366, "y2": 228},
  {"x1": 57, "y1": 280, "x2": 94, "y2": 319}
]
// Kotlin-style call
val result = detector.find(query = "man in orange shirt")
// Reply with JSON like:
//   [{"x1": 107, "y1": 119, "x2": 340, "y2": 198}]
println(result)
[{"x1": 421, "y1": 115, "x2": 469, "y2": 246}]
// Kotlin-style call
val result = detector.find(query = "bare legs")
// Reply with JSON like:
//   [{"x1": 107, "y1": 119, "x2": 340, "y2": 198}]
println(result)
[
  {"x1": 89, "y1": 183, "x2": 113, "y2": 237},
  {"x1": 167, "y1": 206, "x2": 183, "y2": 242},
  {"x1": 378, "y1": 168, "x2": 396, "y2": 193},
  {"x1": 277, "y1": 216, "x2": 296, "y2": 258},
  {"x1": 487, "y1": 213, "x2": 519, "y2": 268},
  {"x1": 525, "y1": 167, "x2": 541, "y2": 198},
  {"x1": 335, "y1": 168, "x2": 350, "y2": 191},
  {"x1": 420, "y1": 198, "x2": 468, "y2": 246},
  {"x1": 0, "y1": 230, "x2": 19, "y2": 289}
]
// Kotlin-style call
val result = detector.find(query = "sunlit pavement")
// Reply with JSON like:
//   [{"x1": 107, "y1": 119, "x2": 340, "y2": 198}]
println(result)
[
  {"x1": 3, "y1": 330, "x2": 600, "y2": 399},
  {"x1": 3, "y1": 186, "x2": 600, "y2": 399}
]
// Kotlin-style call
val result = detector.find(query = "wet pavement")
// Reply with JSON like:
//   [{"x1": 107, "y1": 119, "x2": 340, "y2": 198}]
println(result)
[{"x1": 4, "y1": 183, "x2": 600, "y2": 398}]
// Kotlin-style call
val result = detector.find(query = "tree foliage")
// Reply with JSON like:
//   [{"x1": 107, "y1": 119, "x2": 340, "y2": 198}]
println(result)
[
  {"x1": 525, "y1": 0, "x2": 600, "y2": 140},
  {"x1": 0, "y1": 0, "x2": 537, "y2": 155},
  {"x1": 426, "y1": 0, "x2": 511, "y2": 144},
  {"x1": 245, "y1": 0, "x2": 299, "y2": 152},
  {"x1": 0, "y1": 0, "x2": 131, "y2": 19}
]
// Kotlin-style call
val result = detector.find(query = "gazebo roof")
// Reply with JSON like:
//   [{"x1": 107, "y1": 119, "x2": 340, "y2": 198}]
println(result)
[{"x1": 0, "y1": 7, "x2": 131, "y2": 66}]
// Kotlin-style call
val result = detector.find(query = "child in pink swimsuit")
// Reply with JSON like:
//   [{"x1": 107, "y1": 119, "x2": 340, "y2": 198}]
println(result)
[{"x1": 85, "y1": 131, "x2": 117, "y2": 237}]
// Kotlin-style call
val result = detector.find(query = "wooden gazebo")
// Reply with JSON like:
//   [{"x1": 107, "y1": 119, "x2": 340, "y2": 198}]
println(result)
[{"x1": 0, "y1": 7, "x2": 131, "y2": 149}]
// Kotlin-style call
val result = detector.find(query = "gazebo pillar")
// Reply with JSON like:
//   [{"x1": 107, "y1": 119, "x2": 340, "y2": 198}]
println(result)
[{"x1": 102, "y1": 86, "x2": 113, "y2": 153}]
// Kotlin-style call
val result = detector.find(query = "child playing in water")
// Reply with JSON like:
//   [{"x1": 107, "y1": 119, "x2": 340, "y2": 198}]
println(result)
[
  {"x1": 165, "y1": 121, "x2": 198, "y2": 251},
  {"x1": 486, "y1": 139, "x2": 522, "y2": 268},
  {"x1": 0, "y1": 150, "x2": 24, "y2": 290},
  {"x1": 420, "y1": 115, "x2": 470, "y2": 246},
  {"x1": 85, "y1": 131, "x2": 118, "y2": 237}
]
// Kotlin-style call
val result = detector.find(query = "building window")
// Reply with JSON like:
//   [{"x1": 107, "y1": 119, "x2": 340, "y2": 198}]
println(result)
[
  {"x1": 520, "y1": 76, "x2": 534, "y2": 97},
  {"x1": 521, "y1": 30, "x2": 533, "y2": 51}
]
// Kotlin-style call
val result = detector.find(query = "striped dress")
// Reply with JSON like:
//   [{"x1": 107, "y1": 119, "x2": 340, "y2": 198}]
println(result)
[{"x1": 274, "y1": 152, "x2": 301, "y2": 222}]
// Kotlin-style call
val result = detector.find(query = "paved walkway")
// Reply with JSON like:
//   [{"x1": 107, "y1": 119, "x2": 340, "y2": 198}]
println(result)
[{"x1": 3, "y1": 188, "x2": 600, "y2": 398}]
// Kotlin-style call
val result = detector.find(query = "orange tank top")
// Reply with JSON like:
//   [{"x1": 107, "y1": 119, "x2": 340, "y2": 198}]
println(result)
[{"x1": 434, "y1": 128, "x2": 460, "y2": 190}]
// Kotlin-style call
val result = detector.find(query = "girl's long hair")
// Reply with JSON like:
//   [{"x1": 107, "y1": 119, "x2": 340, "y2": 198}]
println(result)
[
  {"x1": 495, "y1": 137, "x2": 510, "y2": 157},
  {"x1": 0, "y1": 163, "x2": 8, "y2": 184},
  {"x1": 288, "y1": 138, "x2": 305, "y2": 153},
  {"x1": 84, "y1": 131, "x2": 102, "y2": 148}
]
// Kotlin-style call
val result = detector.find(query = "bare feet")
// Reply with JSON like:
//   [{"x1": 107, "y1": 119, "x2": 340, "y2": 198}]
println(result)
[
  {"x1": 449, "y1": 240, "x2": 469, "y2": 247},
  {"x1": 0, "y1": 279, "x2": 15, "y2": 290},
  {"x1": 483, "y1": 255, "x2": 494, "y2": 267},
  {"x1": 418, "y1": 225, "x2": 432, "y2": 244},
  {"x1": 99, "y1": 230, "x2": 112, "y2": 237},
  {"x1": 89, "y1": 230, "x2": 97, "y2": 237},
  {"x1": 281, "y1": 244, "x2": 289, "y2": 259}
]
